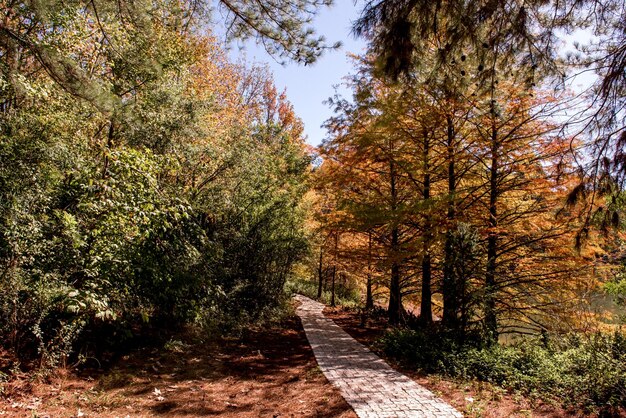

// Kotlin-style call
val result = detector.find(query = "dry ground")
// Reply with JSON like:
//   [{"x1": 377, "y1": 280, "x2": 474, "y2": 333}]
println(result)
[{"x1": 0, "y1": 315, "x2": 355, "y2": 418}]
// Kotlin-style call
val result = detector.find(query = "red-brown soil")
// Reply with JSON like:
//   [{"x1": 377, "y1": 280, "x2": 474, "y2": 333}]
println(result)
[{"x1": 0, "y1": 315, "x2": 356, "y2": 418}]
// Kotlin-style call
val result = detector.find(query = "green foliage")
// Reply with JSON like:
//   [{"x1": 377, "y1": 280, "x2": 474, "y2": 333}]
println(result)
[
  {"x1": 606, "y1": 273, "x2": 626, "y2": 321},
  {"x1": 377, "y1": 328, "x2": 464, "y2": 374},
  {"x1": 217, "y1": 0, "x2": 340, "y2": 64},
  {"x1": 379, "y1": 328, "x2": 626, "y2": 413},
  {"x1": 0, "y1": 1, "x2": 312, "y2": 369},
  {"x1": 285, "y1": 277, "x2": 320, "y2": 299}
]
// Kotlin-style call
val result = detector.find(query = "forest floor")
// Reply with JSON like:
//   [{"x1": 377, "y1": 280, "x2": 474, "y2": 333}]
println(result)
[
  {"x1": 0, "y1": 315, "x2": 355, "y2": 418},
  {"x1": 0, "y1": 304, "x2": 598, "y2": 418},
  {"x1": 324, "y1": 306, "x2": 588, "y2": 418}
]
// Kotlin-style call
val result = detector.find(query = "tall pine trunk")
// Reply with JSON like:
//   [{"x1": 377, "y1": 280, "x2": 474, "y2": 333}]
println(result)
[
  {"x1": 317, "y1": 246, "x2": 324, "y2": 298},
  {"x1": 331, "y1": 265, "x2": 336, "y2": 307},
  {"x1": 331, "y1": 232, "x2": 338, "y2": 307},
  {"x1": 485, "y1": 118, "x2": 499, "y2": 343},
  {"x1": 443, "y1": 115, "x2": 457, "y2": 328},
  {"x1": 420, "y1": 130, "x2": 433, "y2": 325},
  {"x1": 388, "y1": 156, "x2": 403, "y2": 324},
  {"x1": 389, "y1": 227, "x2": 402, "y2": 325},
  {"x1": 366, "y1": 231, "x2": 374, "y2": 310}
]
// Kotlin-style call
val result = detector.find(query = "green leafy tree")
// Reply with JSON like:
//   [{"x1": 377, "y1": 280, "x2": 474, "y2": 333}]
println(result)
[{"x1": 0, "y1": 1, "x2": 312, "y2": 366}]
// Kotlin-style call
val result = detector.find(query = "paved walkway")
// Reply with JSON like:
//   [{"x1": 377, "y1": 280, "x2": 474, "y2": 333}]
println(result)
[{"x1": 295, "y1": 295, "x2": 463, "y2": 418}]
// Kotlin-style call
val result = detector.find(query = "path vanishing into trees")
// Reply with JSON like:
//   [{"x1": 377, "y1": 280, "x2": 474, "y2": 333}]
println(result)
[{"x1": 295, "y1": 295, "x2": 462, "y2": 418}]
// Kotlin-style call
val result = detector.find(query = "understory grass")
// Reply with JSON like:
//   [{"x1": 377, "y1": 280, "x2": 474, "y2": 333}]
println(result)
[{"x1": 378, "y1": 327, "x2": 626, "y2": 415}]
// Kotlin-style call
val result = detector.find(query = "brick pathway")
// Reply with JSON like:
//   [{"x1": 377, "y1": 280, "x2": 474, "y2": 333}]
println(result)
[{"x1": 295, "y1": 295, "x2": 463, "y2": 418}]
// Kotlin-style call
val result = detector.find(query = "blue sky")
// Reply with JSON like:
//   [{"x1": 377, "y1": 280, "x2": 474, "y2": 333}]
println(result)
[
  {"x1": 223, "y1": 2, "x2": 367, "y2": 146},
  {"x1": 218, "y1": 4, "x2": 596, "y2": 147}
]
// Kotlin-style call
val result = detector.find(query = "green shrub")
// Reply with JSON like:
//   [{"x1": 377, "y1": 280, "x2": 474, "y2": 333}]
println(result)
[
  {"x1": 377, "y1": 328, "x2": 461, "y2": 373},
  {"x1": 0, "y1": 72, "x2": 311, "y2": 372},
  {"x1": 379, "y1": 328, "x2": 626, "y2": 413},
  {"x1": 285, "y1": 277, "x2": 320, "y2": 300}
]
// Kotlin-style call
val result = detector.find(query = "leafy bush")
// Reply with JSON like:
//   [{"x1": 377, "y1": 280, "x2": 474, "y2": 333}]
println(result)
[
  {"x1": 285, "y1": 277, "x2": 320, "y2": 300},
  {"x1": 378, "y1": 328, "x2": 462, "y2": 373},
  {"x1": 379, "y1": 328, "x2": 626, "y2": 413},
  {"x1": 0, "y1": 27, "x2": 311, "y2": 370},
  {"x1": 606, "y1": 275, "x2": 626, "y2": 323}
]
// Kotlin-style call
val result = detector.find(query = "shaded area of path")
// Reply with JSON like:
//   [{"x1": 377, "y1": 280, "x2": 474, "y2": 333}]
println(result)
[{"x1": 295, "y1": 295, "x2": 463, "y2": 418}]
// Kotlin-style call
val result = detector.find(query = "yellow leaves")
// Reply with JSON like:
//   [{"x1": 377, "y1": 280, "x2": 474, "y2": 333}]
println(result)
[{"x1": 312, "y1": 50, "x2": 609, "y2": 332}]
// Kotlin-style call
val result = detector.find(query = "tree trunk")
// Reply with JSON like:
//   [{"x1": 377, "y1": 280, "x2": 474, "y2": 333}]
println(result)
[
  {"x1": 485, "y1": 118, "x2": 499, "y2": 343},
  {"x1": 366, "y1": 231, "x2": 374, "y2": 310},
  {"x1": 331, "y1": 232, "x2": 338, "y2": 307},
  {"x1": 102, "y1": 120, "x2": 114, "y2": 179},
  {"x1": 388, "y1": 235, "x2": 402, "y2": 325},
  {"x1": 387, "y1": 155, "x2": 403, "y2": 325},
  {"x1": 317, "y1": 246, "x2": 324, "y2": 299},
  {"x1": 443, "y1": 114, "x2": 458, "y2": 328},
  {"x1": 420, "y1": 129, "x2": 433, "y2": 326},
  {"x1": 331, "y1": 265, "x2": 336, "y2": 307}
]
